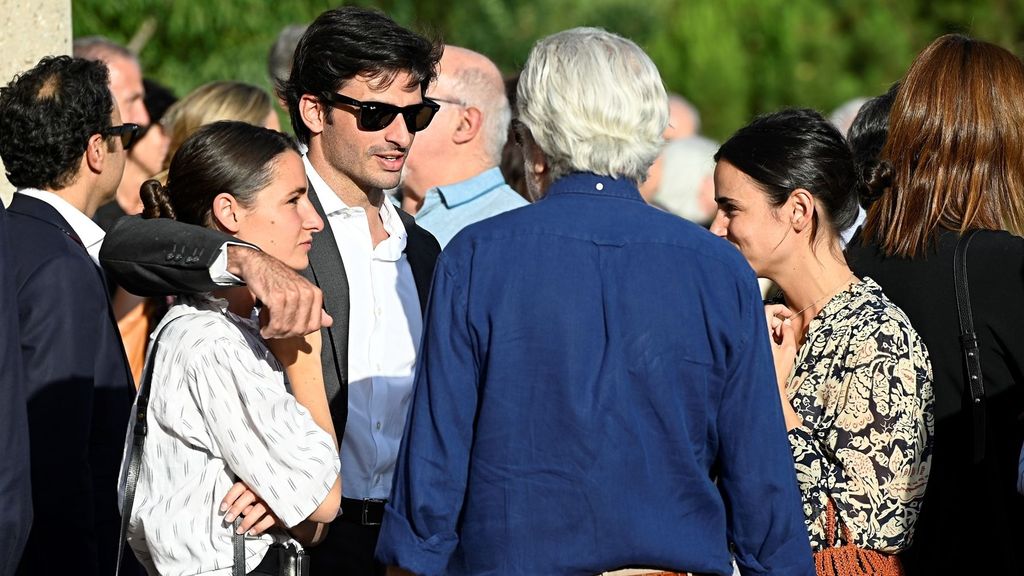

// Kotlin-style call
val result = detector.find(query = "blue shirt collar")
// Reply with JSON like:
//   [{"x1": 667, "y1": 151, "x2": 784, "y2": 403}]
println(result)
[
  {"x1": 432, "y1": 167, "x2": 507, "y2": 209},
  {"x1": 544, "y1": 172, "x2": 643, "y2": 201}
]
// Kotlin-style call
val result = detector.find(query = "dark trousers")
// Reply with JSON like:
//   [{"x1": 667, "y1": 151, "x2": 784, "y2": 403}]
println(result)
[{"x1": 309, "y1": 519, "x2": 384, "y2": 576}]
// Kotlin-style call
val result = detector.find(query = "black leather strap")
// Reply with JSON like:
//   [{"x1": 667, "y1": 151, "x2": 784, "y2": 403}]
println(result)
[
  {"x1": 954, "y1": 229, "x2": 986, "y2": 463},
  {"x1": 116, "y1": 316, "x2": 246, "y2": 575}
]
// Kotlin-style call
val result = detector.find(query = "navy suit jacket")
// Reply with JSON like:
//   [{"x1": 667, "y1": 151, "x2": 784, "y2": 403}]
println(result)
[
  {"x1": 0, "y1": 203, "x2": 33, "y2": 575},
  {"x1": 7, "y1": 194, "x2": 134, "y2": 576}
]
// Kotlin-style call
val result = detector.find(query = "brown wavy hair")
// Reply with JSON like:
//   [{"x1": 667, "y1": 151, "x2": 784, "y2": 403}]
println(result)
[{"x1": 861, "y1": 34, "x2": 1024, "y2": 258}]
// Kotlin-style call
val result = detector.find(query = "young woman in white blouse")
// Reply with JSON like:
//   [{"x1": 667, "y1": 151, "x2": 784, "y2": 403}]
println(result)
[{"x1": 121, "y1": 121, "x2": 340, "y2": 575}]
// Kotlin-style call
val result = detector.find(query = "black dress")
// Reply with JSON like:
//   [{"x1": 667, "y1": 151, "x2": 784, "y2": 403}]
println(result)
[{"x1": 846, "y1": 228, "x2": 1024, "y2": 574}]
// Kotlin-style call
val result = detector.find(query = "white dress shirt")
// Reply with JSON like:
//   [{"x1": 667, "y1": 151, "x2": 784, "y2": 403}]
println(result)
[
  {"x1": 304, "y1": 156, "x2": 422, "y2": 500},
  {"x1": 17, "y1": 188, "x2": 105, "y2": 265}
]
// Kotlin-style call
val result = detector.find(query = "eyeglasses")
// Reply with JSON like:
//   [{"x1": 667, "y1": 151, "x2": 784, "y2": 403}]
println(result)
[
  {"x1": 320, "y1": 93, "x2": 440, "y2": 133},
  {"x1": 427, "y1": 95, "x2": 465, "y2": 107},
  {"x1": 103, "y1": 123, "x2": 141, "y2": 151}
]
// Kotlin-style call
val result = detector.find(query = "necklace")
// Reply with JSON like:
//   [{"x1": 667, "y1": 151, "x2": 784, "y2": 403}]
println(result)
[{"x1": 787, "y1": 272, "x2": 857, "y2": 320}]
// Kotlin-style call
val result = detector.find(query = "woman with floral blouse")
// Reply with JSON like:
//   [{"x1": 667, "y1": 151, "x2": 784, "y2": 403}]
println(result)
[{"x1": 710, "y1": 108, "x2": 933, "y2": 566}]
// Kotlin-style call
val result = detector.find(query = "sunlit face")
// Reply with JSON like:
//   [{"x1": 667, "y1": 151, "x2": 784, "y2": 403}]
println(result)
[
  {"x1": 234, "y1": 151, "x2": 323, "y2": 270},
  {"x1": 107, "y1": 56, "x2": 149, "y2": 127},
  {"x1": 710, "y1": 160, "x2": 791, "y2": 277},
  {"x1": 317, "y1": 71, "x2": 422, "y2": 193}
]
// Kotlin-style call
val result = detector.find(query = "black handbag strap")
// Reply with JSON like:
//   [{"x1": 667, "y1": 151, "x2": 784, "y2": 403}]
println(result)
[
  {"x1": 954, "y1": 229, "x2": 986, "y2": 463},
  {"x1": 116, "y1": 315, "x2": 246, "y2": 576}
]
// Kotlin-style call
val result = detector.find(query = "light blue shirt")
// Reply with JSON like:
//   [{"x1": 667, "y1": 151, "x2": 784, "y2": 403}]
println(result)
[{"x1": 415, "y1": 167, "x2": 528, "y2": 248}]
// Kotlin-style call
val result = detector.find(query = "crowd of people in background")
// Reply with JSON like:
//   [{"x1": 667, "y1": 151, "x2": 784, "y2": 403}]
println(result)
[{"x1": 0, "y1": 5, "x2": 1022, "y2": 576}]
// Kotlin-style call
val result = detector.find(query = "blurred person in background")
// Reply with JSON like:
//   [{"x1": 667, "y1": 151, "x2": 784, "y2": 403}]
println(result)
[
  {"x1": 74, "y1": 36, "x2": 150, "y2": 127},
  {"x1": 639, "y1": 93, "x2": 700, "y2": 202},
  {"x1": 650, "y1": 135, "x2": 718, "y2": 226},
  {"x1": 161, "y1": 80, "x2": 279, "y2": 171},
  {"x1": 499, "y1": 72, "x2": 529, "y2": 201},
  {"x1": 846, "y1": 34, "x2": 1024, "y2": 574},
  {"x1": 268, "y1": 23, "x2": 309, "y2": 111},
  {"x1": 399, "y1": 45, "x2": 527, "y2": 248}
]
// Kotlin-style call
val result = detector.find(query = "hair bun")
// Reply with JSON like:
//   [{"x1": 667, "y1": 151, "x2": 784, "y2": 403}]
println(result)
[
  {"x1": 858, "y1": 159, "x2": 893, "y2": 208},
  {"x1": 139, "y1": 179, "x2": 177, "y2": 220}
]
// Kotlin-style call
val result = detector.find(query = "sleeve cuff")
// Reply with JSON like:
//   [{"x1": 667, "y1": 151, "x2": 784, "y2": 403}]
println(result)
[
  {"x1": 374, "y1": 504, "x2": 458, "y2": 576},
  {"x1": 209, "y1": 241, "x2": 253, "y2": 286}
]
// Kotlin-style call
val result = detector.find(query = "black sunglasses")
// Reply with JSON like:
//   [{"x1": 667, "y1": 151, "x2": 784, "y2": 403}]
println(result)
[
  {"x1": 103, "y1": 123, "x2": 141, "y2": 151},
  {"x1": 321, "y1": 93, "x2": 440, "y2": 133}
]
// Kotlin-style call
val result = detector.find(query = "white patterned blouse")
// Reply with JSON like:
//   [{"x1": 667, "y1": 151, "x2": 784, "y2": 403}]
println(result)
[
  {"x1": 785, "y1": 277, "x2": 934, "y2": 554},
  {"x1": 119, "y1": 296, "x2": 339, "y2": 576}
]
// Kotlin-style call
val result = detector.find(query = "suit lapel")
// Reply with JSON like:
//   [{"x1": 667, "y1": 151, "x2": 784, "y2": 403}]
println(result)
[
  {"x1": 302, "y1": 182, "x2": 350, "y2": 434},
  {"x1": 8, "y1": 194, "x2": 84, "y2": 249}
]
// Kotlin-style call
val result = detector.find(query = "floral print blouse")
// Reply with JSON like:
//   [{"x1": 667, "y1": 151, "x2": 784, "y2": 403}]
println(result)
[{"x1": 785, "y1": 277, "x2": 934, "y2": 554}]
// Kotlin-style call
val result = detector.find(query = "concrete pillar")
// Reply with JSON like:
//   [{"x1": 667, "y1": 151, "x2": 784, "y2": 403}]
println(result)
[{"x1": 0, "y1": 0, "x2": 72, "y2": 205}]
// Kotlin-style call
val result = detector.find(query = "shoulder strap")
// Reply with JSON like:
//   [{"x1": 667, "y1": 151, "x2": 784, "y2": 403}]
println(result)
[
  {"x1": 116, "y1": 315, "x2": 246, "y2": 576},
  {"x1": 954, "y1": 229, "x2": 986, "y2": 463}
]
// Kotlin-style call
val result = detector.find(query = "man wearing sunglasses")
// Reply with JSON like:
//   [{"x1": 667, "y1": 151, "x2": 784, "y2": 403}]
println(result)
[
  {"x1": 0, "y1": 55, "x2": 137, "y2": 576},
  {"x1": 100, "y1": 6, "x2": 442, "y2": 575}
]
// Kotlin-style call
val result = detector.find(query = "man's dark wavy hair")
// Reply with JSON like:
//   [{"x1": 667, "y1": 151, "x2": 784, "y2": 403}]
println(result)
[
  {"x1": 0, "y1": 56, "x2": 114, "y2": 190},
  {"x1": 278, "y1": 6, "x2": 443, "y2": 145}
]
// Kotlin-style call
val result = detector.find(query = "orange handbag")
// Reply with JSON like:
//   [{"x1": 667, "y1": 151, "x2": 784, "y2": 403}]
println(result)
[{"x1": 813, "y1": 499, "x2": 903, "y2": 576}]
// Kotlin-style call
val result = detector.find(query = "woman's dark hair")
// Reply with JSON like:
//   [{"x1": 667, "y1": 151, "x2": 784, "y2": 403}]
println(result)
[
  {"x1": 280, "y1": 6, "x2": 443, "y2": 145},
  {"x1": 715, "y1": 107, "x2": 859, "y2": 243},
  {"x1": 140, "y1": 121, "x2": 299, "y2": 227},
  {"x1": 847, "y1": 83, "x2": 898, "y2": 208}
]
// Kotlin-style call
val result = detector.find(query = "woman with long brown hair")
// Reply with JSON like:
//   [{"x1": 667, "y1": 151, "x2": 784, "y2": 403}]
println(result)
[{"x1": 847, "y1": 34, "x2": 1024, "y2": 573}]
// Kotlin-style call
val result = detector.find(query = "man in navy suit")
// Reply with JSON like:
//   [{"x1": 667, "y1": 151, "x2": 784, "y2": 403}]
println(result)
[
  {"x1": 0, "y1": 55, "x2": 137, "y2": 576},
  {"x1": 0, "y1": 202, "x2": 32, "y2": 576}
]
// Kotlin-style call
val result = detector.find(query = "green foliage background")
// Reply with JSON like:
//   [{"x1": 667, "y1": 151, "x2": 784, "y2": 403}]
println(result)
[{"x1": 72, "y1": 0, "x2": 1024, "y2": 140}]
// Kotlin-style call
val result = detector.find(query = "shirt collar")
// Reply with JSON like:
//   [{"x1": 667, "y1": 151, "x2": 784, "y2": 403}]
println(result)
[
  {"x1": 303, "y1": 155, "x2": 348, "y2": 216},
  {"x1": 17, "y1": 188, "x2": 106, "y2": 264},
  {"x1": 430, "y1": 167, "x2": 506, "y2": 208},
  {"x1": 544, "y1": 172, "x2": 643, "y2": 202},
  {"x1": 302, "y1": 154, "x2": 408, "y2": 260}
]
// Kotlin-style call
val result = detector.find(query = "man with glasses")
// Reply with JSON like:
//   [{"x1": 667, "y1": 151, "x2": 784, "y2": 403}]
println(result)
[
  {"x1": 398, "y1": 45, "x2": 528, "y2": 248},
  {"x1": 100, "y1": 7, "x2": 442, "y2": 575},
  {"x1": 0, "y1": 55, "x2": 138, "y2": 576}
]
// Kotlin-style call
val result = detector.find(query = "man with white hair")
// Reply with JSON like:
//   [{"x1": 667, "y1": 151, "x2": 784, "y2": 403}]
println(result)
[
  {"x1": 399, "y1": 45, "x2": 527, "y2": 247},
  {"x1": 376, "y1": 27, "x2": 814, "y2": 576}
]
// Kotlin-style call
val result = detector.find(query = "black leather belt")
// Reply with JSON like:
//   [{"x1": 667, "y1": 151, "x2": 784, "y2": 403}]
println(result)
[{"x1": 340, "y1": 497, "x2": 386, "y2": 526}]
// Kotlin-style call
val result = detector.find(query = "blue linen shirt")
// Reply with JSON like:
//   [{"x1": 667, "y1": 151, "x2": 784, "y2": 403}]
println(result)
[
  {"x1": 376, "y1": 173, "x2": 814, "y2": 575},
  {"x1": 414, "y1": 167, "x2": 528, "y2": 248}
]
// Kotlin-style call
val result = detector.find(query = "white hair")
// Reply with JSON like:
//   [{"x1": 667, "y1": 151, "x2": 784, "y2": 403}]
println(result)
[
  {"x1": 517, "y1": 27, "x2": 668, "y2": 184},
  {"x1": 449, "y1": 65, "x2": 510, "y2": 165}
]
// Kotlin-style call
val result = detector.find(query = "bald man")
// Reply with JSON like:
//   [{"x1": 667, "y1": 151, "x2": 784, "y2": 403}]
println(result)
[{"x1": 399, "y1": 45, "x2": 527, "y2": 247}]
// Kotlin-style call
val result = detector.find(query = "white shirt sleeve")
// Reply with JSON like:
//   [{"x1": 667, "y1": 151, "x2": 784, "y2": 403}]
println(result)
[{"x1": 186, "y1": 339, "x2": 339, "y2": 527}]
